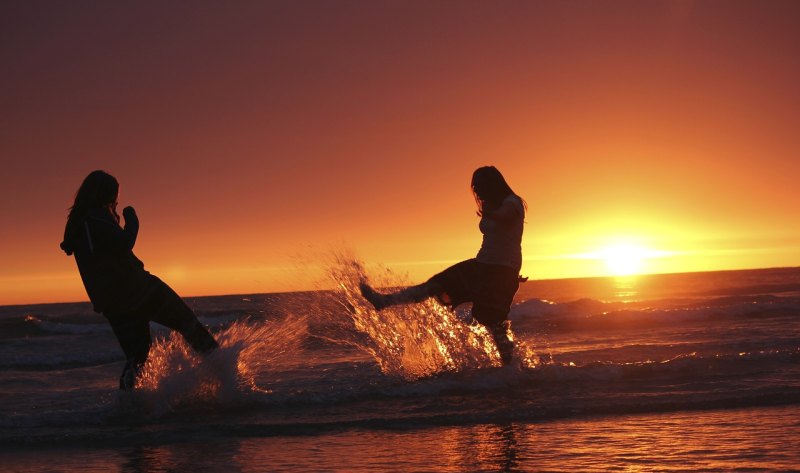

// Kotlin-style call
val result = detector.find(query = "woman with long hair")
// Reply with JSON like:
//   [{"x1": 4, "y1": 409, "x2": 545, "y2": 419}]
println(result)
[
  {"x1": 60, "y1": 170, "x2": 218, "y2": 390},
  {"x1": 360, "y1": 166, "x2": 526, "y2": 365}
]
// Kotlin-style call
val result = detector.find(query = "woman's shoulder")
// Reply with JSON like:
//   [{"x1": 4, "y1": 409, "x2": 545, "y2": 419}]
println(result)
[
  {"x1": 503, "y1": 194, "x2": 525, "y2": 215},
  {"x1": 85, "y1": 208, "x2": 119, "y2": 226},
  {"x1": 86, "y1": 208, "x2": 108, "y2": 220}
]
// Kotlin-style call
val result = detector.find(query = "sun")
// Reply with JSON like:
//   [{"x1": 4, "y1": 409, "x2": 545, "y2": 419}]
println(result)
[{"x1": 599, "y1": 244, "x2": 650, "y2": 276}]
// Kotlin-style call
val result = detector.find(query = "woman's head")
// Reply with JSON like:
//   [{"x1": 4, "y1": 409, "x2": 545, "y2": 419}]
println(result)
[
  {"x1": 67, "y1": 170, "x2": 119, "y2": 222},
  {"x1": 471, "y1": 166, "x2": 515, "y2": 212}
]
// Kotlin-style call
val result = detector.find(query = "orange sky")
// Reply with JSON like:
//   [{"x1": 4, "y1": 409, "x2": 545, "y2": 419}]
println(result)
[{"x1": 2, "y1": 1, "x2": 799, "y2": 305}]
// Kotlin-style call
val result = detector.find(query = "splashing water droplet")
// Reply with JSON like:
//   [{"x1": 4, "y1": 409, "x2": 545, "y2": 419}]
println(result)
[
  {"x1": 131, "y1": 315, "x2": 307, "y2": 415},
  {"x1": 322, "y1": 254, "x2": 540, "y2": 380}
]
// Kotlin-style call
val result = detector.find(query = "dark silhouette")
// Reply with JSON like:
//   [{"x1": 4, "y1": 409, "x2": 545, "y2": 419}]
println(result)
[
  {"x1": 360, "y1": 166, "x2": 526, "y2": 365},
  {"x1": 60, "y1": 170, "x2": 218, "y2": 390}
]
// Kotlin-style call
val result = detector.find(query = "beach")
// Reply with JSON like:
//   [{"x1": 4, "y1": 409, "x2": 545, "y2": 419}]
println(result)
[{"x1": 2, "y1": 265, "x2": 799, "y2": 472}]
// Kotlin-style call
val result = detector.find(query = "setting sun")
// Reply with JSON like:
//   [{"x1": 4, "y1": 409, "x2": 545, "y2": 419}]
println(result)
[
  {"x1": 555, "y1": 239, "x2": 674, "y2": 279},
  {"x1": 596, "y1": 243, "x2": 661, "y2": 277},
  {"x1": 601, "y1": 244, "x2": 647, "y2": 276}
]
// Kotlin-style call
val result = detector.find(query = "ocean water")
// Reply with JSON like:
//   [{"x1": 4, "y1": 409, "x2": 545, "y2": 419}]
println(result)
[{"x1": 2, "y1": 262, "x2": 799, "y2": 472}]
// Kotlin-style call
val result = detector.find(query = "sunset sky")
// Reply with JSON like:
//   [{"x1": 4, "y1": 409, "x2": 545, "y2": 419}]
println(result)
[{"x1": 2, "y1": 1, "x2": 799, "y2": 305}]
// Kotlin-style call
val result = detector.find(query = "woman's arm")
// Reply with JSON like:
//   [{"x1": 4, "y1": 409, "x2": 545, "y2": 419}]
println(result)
[
  {"x1": 120, "y1": 206, "x2": 139, "y2": 249},
  {"x1": 86, "y1": 207, "x2": 139, "y2": 254}
]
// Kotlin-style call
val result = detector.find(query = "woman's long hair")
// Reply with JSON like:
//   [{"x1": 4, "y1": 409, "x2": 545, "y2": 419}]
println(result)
[
  {"x1": 471, "y1": 166, "x2": 526, "y2": 216},
  {"x1": 67, "y1": 170, "x2": 119, "y2": 224}
]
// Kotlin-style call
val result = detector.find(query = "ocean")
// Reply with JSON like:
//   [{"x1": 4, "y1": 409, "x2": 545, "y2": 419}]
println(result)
[{"x1": 2, "y1": 261, "x2": 799, "y2": 472}]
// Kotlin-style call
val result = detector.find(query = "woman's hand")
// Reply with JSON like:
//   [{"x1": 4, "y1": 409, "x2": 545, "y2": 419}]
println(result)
[{"x1": 122, "y1": 206, "x2": 138, "y2": 226}]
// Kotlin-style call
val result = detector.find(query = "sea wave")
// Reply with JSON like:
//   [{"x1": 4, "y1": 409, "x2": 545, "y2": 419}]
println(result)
[
  {"x1": 0, "y1": 314, "x2": 108, "y2": 339},
  {"x1": 3, "y1": 265, "x2": 799, "y2": 449},
  {"x1": 118, "y1": 342, "x2": 800, "y2": 410},
  {"x1": 510, "y1": 295, "x2": 800, "y2": 332},
  {"x1": 0, "y1": 350, "x2": 122, "y2": 370},
  {"x1": 0, "y1": 314, "x2": 233, "y2": 341},
  {"x1": 2, "y1": 348, "x2": 798, "y2": 448}
]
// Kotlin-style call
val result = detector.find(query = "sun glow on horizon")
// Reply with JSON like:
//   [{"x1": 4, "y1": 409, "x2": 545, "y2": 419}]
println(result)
[
  {"x1": 582, "y1": 240, "x2": 671, "y2": 277},
  {"x1": 535, "y1": 235, "x2": 679, "y2": 280},
  {"x1": 599, "y1": 244, "x2": 650, "y2": 276}
]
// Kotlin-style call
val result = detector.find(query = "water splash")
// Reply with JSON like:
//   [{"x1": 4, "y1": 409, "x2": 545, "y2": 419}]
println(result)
[
  {"x1": 324, "y1": 254, "x2": 540, "y2": 380},
  {"x1": 130, "y1": 315, "x2": 307, "y2": 415}
]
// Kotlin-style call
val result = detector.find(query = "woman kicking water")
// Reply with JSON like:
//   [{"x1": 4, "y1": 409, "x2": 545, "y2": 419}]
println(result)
[
  {"x1": 360, "y1": 166, "x2": 526, "y2": 365},
  {"x1": 60, "y1": 170, "x2": 218, "y2": 390}
]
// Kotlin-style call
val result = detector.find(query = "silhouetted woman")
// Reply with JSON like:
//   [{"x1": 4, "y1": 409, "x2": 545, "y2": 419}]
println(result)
[
  {"x1": 60, "y1": 170, "x2": 218, "y2": 390},
  {"x1": 360, "y1": 166, "x2": 526, "y2": 364}
]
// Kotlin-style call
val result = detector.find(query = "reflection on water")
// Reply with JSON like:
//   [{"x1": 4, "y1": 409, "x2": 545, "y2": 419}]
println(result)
[
  {"x1": 235, "y1": 406, "x2": 800, "y2": 471},
  {"x1": 7, "y1": 405, "x2": 796, "y2": 472},
  {"x1": 439, "y1": 423, "x2": 521, "y2": 473},
  {"x1": 515, "y1": 273, "x2": 654, "y2": 303},
  {"x1": 119, "y1": 443, "x2": 246, "y2": 473},
  {"x1": 613, "y1": 275, "x2": 640, "y2": 301}
]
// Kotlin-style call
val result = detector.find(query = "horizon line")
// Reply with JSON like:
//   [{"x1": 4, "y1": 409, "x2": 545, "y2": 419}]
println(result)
[{"x1": 3, "y1": 264, "x2": 797, "y2": 309}]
